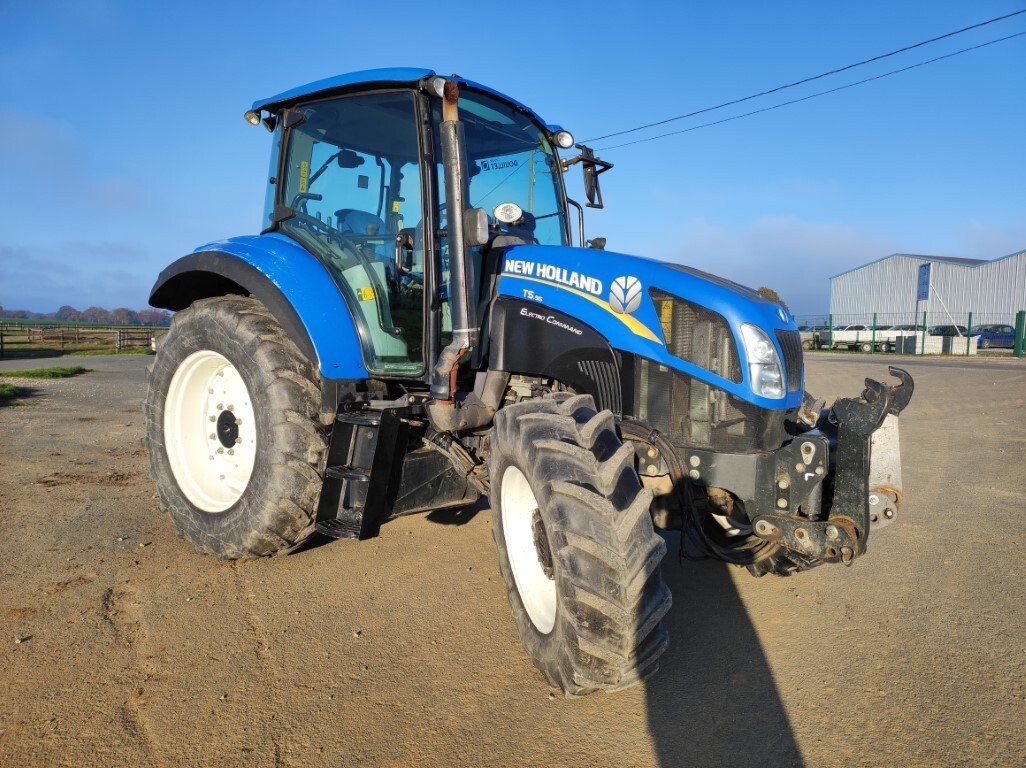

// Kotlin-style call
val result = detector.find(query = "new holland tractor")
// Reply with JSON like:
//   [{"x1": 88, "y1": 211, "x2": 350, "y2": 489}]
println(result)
[{"x1": 145, "y1": 68, "x2": 914, "y2": 695}]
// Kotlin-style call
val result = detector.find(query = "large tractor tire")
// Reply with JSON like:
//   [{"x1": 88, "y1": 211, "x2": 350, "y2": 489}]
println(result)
[
  {"x1": 144, "y1": 296, "x2": 327, "y2": 559},
  {"x1": 489, "y1": 394, "x2": 672, "y2": 695}
]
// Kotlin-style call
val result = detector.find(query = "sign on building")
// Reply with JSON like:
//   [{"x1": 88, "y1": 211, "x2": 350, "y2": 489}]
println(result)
[{"x1": 916, "y1": 263, "x2": 931, "y2": 302}]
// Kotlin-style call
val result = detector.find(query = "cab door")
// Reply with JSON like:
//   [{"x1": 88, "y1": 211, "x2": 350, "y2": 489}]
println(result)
[{"x1": 275, "y1": 90, "x2": 430, "y2": 377}]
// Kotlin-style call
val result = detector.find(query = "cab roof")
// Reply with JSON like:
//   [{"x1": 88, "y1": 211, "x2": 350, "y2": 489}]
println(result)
[{"x1": 250, "y1": 67, "x2": 557, "y2": 131}]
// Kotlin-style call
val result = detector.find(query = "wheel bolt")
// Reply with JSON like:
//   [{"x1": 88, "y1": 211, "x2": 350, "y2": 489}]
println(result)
[
  {"x1": 826, "y1": 525, "x2": 840, "y2": 540},
  {"x1": 209, "y1": 433, "x2": 216, "y2": 440},
  {"x1": 216, "y1": 447, "x2": 224, "y2": 454}
]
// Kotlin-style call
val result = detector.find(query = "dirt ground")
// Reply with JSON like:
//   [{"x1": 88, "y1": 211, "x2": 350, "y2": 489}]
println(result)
[{"x1": 1, "y1": 353, "x2": 1024, "y2": 768}]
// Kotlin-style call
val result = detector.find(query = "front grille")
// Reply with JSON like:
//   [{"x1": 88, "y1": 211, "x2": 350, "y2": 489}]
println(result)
[
  {"x1": 774, "y1": 330, "x2": 803, "y2": 392},
  {"x1": 626, "y1": 355, "x2": 792, "y2": 453},
  {"x1": 650, "y1": 289, "x2": 741, "y2": 383}
]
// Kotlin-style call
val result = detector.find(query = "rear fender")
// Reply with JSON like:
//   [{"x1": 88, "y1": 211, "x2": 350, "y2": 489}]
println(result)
[{"x1": 149, "y1": 233, "x2": 368, "y2": 380}]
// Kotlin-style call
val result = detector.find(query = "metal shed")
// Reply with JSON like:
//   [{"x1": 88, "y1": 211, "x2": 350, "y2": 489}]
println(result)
[{"x1": 828, "y1": 250, "x2": 1026, "y2": 326}]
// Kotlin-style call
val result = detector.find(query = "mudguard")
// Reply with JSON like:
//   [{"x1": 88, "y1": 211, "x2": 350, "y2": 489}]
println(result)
[{"x1": 149, "y1": 233, "x2": 368, "y2": 380}]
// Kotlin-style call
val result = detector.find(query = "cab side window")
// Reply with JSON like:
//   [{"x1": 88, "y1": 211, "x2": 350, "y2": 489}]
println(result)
[{"x1": 279, "y1": 91, "x2": 426, "y2": 375}]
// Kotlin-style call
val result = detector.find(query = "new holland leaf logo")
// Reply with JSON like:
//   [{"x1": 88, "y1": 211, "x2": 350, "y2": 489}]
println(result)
[{"x1": 609, "y1": 276, "x2": 642, "y2": 314}]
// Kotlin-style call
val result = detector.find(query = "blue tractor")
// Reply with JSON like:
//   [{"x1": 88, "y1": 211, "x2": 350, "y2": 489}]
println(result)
[{"x1": 145, "y1": 68, "x2": 914, "y2": 695}]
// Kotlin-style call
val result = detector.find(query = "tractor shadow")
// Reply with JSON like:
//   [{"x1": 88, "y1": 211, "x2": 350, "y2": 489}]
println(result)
[
  {"x1": 291, "y1": 500, "x2": 487, "y2": 555},
  {"x1": 645, "y1": 532, "x2": 805, "y2": 768}
]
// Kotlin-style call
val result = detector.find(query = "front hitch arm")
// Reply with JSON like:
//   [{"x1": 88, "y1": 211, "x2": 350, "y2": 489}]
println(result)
[{"x1": 752, "y1": 367, "x2": 913, "y2": 565}]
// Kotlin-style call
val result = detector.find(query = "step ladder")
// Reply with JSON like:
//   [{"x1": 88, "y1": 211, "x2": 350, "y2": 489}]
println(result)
[{"x1": 315, "y1": 407, "x2": 404, "y2": 540}]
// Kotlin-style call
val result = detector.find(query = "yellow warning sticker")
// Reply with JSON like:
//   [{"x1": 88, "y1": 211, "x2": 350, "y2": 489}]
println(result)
[
  {"x1": 299, "y1": 161, "x2": 309, "y2": 193},
  {"x1": 392, "y1": 200, "x2": 400, "y2": 213},
  {"x1": 659, "y1": 299, "x2": 673, "y2": 343},
  {"x1": 358, "y1": 286, "x2": 375, "y2": 301}
]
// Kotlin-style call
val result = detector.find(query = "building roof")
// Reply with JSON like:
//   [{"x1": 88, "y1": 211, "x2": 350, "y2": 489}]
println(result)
[
  {"x1": 830, "y1": 252, "x2": 1002, "y2": 280},
  {"x1": 249, "y1": 67, "x2": 556, "y2": 131}
]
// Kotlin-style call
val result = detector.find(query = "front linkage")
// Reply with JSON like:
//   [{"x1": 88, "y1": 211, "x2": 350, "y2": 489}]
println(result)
[{"x1": 749, "y1": 366, "x2": 914, "y2": 566}]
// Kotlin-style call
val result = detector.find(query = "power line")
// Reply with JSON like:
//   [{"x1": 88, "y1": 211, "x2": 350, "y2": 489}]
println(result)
[
  {"x1": 596, "y1": 31, "x2": 1026, "y2": 151},
  {"x1": 584, "y1": 10, "x2": 1026, "y2": 143}
]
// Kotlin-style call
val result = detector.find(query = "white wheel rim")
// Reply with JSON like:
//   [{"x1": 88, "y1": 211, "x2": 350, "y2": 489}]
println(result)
[
  {"x1": 164, "y1": 350, "x2": 257, "y2": 513},
  {"x1": 501, "y1": 465, "x2": 557, "y2": 634}
]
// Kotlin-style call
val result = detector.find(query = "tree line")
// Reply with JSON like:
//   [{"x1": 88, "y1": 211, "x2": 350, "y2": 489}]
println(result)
[{"x1": 0, "y1": 305, "x2": 172, "y2": 326}]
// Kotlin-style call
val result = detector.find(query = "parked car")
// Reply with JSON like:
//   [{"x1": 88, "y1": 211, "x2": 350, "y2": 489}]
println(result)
[
  {"x1": 971, "y1": 324, "x2": 1016, "y2": 349},
  {"x1": 822, "y1": 324, "x2": 889, "y2": 352},
  {"x1": 928, "y1": 324, "x2": 968, "y2": 337}
]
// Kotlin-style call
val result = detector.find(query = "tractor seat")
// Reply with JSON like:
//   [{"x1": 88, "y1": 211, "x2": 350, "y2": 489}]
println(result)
[{"x1": 335, "y1": 209, "x2": 386, "y2": 237}]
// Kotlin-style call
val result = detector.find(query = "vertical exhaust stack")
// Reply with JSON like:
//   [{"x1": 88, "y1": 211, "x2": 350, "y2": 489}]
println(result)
[
  {"x1": 431, "y1": 80, "x2": 479, "y2": 402},
  {"x1": 427, "y1": 79, "x2": 508, "y2": 433}
]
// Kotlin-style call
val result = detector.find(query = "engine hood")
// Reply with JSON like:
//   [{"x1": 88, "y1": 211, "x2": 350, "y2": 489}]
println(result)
[{"x1": 495, "y1": 244, "x2": 801, "y2": 409}]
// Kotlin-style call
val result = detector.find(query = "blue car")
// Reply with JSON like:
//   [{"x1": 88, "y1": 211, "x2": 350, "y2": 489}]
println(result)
[{"x1": 971, "y1": 324, "x2": 1016, "y2": 349}]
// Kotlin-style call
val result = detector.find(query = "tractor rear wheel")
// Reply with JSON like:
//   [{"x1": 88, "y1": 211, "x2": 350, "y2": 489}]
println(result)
[
  {"x1": 144, "y1": 296, "x2": 326, "y2": 558},
  {"x1": 489, "y1": 394, "x2": 672, "y2": 695}
]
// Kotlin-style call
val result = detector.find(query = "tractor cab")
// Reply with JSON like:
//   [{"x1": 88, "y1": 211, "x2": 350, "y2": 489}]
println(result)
[{"x1": 250, "y1": 70, "x2": 585, "y2": 384}]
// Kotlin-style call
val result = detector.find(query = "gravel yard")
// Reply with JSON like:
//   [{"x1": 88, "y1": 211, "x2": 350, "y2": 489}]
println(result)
[{"x1": 1, "y1": 352, "x2": 1024, "y2": 767}]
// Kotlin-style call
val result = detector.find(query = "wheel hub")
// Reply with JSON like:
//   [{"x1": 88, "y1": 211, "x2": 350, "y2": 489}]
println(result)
[{"x1": 215, "y1": 409, "x2": 240, "y2": 448}]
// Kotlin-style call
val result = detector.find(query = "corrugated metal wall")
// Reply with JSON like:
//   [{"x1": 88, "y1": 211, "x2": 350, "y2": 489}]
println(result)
[{"x1": 829, "y1": 251, "x2": 1026, "y2": 321}]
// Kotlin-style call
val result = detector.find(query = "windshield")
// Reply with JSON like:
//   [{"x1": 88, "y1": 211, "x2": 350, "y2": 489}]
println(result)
[{"x1": 434, "y1": 89, "x2": 568, "y2": 246}]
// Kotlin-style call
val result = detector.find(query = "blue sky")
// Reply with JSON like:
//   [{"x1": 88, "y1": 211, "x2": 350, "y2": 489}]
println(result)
[{"x1": 1, "y1": 0, "x2": 1023, "y2": 314}]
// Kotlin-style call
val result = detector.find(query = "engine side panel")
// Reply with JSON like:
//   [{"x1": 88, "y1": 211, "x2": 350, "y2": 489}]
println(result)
[{"x1": 488, "y1": 297, "x2": 623, "y2": 414}]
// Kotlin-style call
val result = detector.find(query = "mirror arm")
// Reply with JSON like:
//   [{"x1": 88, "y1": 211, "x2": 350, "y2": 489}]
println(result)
[
  {"x1": 562, "y1": 145, "x2": 613, "y2": 210},
  {"x1": 565, "y1": 197, "x2": 586, "y2": 247}
]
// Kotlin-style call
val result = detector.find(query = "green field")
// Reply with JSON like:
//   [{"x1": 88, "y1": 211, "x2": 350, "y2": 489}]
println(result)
[{"x1": 0, "y1": 366, "x2": 91, "y2": 379}]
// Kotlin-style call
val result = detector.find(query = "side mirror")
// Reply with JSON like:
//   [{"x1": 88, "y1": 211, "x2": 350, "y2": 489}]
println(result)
[
  {"x1": 562, "y1": 145, "x2": 613, "y2": 209},
  {"x1": 463, "y1": 207, "x2": 489, "y2": 247}
]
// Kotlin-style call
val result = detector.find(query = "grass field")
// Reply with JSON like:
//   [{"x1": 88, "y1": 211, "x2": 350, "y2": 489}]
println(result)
[
  {"x1": 0, "y1": 344, "x2": 154, "y2": 360},
  {"x1": 0, "y1": 365, "x2": 91, "y2": 379}
]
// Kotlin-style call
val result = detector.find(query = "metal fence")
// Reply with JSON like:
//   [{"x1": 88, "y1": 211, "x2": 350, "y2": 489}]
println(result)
[
  {"x1": 0, "y1": 324, "x2": 168, "y2": 358},
  {"x1": 794, "y1": 310, "x2": 1026, "y2": 358}
]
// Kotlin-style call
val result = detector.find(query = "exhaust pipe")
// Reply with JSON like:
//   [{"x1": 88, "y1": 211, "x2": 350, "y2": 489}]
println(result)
[
  {"x1": 426, "y1": 79, "x2": 508, "y2": 432},
  {"x1": 430, "y1": 80, "x2": 478, "y2": 402}
]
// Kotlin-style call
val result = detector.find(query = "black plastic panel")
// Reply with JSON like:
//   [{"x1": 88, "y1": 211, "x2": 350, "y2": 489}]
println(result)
[{"x1": 775, "y1": 329, "x2": 804, "y2": 392}]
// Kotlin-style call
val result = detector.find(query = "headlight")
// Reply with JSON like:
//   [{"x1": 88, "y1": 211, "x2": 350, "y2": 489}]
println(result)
[
  {"x1": 553, "y1": 130, "x2": 575, "y2": 149},
  {"x1": 740, "y1": 324, "x2": 784, "y2": 399}
]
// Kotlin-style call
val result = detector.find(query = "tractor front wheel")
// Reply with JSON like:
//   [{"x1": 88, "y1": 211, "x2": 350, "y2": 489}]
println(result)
[
  {"x1": 144, "y1": 296, "x2": 326, "y2": 558},
  {"x1": 489, "y1": 394, "x2": 672, "y2": 695}
]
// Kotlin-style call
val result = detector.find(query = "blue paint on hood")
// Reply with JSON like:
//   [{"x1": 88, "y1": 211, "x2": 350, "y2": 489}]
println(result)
[{"x1": 496, "y1": 244, "x2": 801, "y2": 410}]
